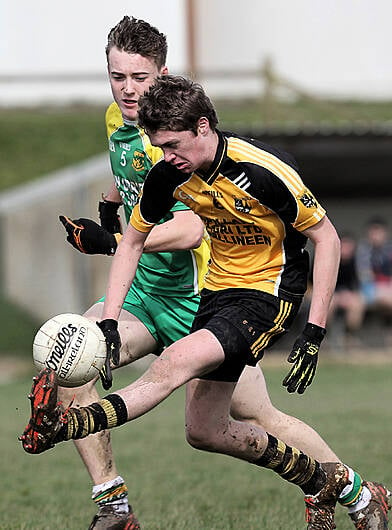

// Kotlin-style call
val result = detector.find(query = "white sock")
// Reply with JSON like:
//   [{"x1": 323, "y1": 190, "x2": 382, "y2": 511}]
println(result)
[
  {"x1": 92, "y1": 475, "x2": 129, "y2": 514},
  {"x1": 338, "y1": 467, "x2": 371, "y2": 514},
  {"x1": 348, "y1": 486, "x2": 372, "y2": 514}
]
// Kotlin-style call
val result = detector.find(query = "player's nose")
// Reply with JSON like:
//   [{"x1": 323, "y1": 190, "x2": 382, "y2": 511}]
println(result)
[
  {"x1": 122, "y1": 78, "x2": 135, "y2": 95},
  {"x1": 164, "y1": 150, "x2": 176, "y2": 164}
]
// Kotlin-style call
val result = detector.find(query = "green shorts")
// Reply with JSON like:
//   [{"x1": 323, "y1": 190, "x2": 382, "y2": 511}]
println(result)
[{"x1": 98, "y1": 283, "x2": 200, "y2": 352}]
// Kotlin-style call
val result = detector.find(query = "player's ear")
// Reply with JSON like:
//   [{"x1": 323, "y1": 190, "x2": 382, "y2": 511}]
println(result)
[
  {"x1": 197, "y1": 117, "x2": 209, "y2": 136},
  {"x1": 161, "y1": 65, "x2": 169, "y2": 75}
]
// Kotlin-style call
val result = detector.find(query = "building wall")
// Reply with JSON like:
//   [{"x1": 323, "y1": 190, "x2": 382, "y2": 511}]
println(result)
[
  {"x1": 0, "y1": 0, "x2": 186, "y2": 106},
  {"x1": 196, "y1": 0, "x2": 392, "y2": 99},
  {"x1": 1, "y1": 0, "x2": 391, "y2": 105}
]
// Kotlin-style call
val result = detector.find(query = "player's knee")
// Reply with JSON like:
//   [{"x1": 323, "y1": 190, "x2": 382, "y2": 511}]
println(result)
[
  {"x1": 185, "y1": 421, "x2": 238, "y2": 453},
  {"x1": 230, "y1": 402, "x2": 257, "y2": 423},
  {"x1": 230, "y1": 400, "x2": 279, "y2": 431},
  {"x1": 230, "y1": 399, "x2": 263, "y2": 424},
  {"x1": 185, "y1": 423, "x2": 218, "y2": 451}
]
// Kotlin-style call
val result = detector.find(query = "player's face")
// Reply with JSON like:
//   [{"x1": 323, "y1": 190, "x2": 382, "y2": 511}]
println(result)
[
  {"x1": 107, "y1": 47, "x2": 167, "y2": 122},
  {"x1": 149, "y1": 121, "x2": 217, "y2": 173}
]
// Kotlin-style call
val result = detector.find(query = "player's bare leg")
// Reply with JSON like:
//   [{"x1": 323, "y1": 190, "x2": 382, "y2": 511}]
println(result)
[
  {"x1": 57, "y1": 302, "x2": 157, "y2": 529},
  {"x1": 230, "y1": 367, "x2": 391, "y2": 526},
  {"x1": 184, "y1": 376, "x2": 350, "y2": 529},
  {"x1": 230, "y1": 365, "x2": 339, "y2": 462},
  {"x1": 22, "y1": 331, "x2": 352, "y2": 528},
  {"x1": 25, "y1": 325, "x2": 390, "y2": 527},
  {"x1": 186, "y1": 377, "x2": 261, "y2": 457}
]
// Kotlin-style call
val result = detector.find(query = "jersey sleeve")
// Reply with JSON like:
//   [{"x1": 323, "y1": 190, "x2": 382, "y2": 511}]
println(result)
[
  {"x1": 129, "y1": 162, "x2": 179, "y2": 231},
  {"x1": 129, "y1": 202, "x2": 155, "y2": 233},
  {"x1": 243, "y1": 160, "x2": 325, "y2": 233},
  {"x1": 140, "y1": 132, "x2": 189, "y2": 214},
  {"x1": 292, "y1": 187, "x2": 325, "y2": 231},
  {"x1": 105, "y1": 102, "x2": 123, "y2": 139}
]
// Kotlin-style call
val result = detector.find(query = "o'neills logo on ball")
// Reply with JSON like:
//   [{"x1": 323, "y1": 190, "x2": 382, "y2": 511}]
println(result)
[
  {"x1": 58, "y1": 326, "x2": 87, "y2": 379},
  {"x1": 46, "y1": 323, "x2": 82, "y2": 371}
]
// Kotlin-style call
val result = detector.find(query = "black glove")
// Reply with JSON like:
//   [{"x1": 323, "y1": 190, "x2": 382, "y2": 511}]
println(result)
[
  {"x1": 59, "y1": 215, "x2": 117, "y2": 255},
  {"x1": 96, "y1": 319, "x2": 121, "y2": 390},
  {"x1": 282, "y1": 323, "x2": 326, "y2": 394},
  {"x1": 98, "y1": 199, "x2": 122, "y2": 234}
]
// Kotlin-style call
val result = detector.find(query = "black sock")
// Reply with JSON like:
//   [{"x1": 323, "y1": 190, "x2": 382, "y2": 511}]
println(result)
[
  {"x1": 253, "y1": 434, "x2": 326, "y2": 495},
  {"x1": 55, "y1": 394, "x2": 128, "y2": 442}
]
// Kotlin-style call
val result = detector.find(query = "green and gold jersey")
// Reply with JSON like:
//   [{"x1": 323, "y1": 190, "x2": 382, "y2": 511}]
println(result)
[
  {"x1": 130, "y1": 130, "x2": 326, "y2": 301},
  {"x1": 106, "y1": 102, "x2": 209, "y2": 296}
]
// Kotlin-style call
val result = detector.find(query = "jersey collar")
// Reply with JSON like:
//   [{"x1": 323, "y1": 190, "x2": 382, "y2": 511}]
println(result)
[
  {"x1": 123, "y1": 119, "x2": 137, "y2": 127},
  {"x1": 196, "y1": 129, "x2": 227, "y2": 185}
]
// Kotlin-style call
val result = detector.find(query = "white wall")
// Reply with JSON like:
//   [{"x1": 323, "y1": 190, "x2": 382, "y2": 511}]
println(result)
[
  {"x1": 0, "y1": 0, "x2": 186, "y2": 105},
  {"x1": 0, "y1": 1, "x2": 185, "y2": 75},
  {"x1": 197, "y1": 0, "x2": 392, "y2": 99},
  {"x1": 0, "y1": 0, "x2": 391, "y2": 104}
]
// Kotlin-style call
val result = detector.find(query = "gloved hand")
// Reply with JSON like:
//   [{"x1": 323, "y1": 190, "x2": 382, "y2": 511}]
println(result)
[
  {"x1": 98, "y1": 199, "x2": 122, "y2": 234},
  {"x1": 282, "y1": 323, "x2": 326, "y2": 394},
  {"x1": 96, "y1": 319, "x2": 121, "y2": 390},
  {"x1": 59, "y1": 215, "x2": 117, "y2": 255}
]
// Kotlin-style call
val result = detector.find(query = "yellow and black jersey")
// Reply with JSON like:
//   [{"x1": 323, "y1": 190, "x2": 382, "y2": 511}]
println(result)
[
  {"x1": 130, "y1": 130, "x2": 325, "y2": 300},
  {"x1": 104, "y1": 102, "x2": 210, "y2": 296}
]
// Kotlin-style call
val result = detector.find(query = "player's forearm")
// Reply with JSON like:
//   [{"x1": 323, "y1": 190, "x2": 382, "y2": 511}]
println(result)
[
  {"x1": 143, "y1": 212, "x2": 204, "y2": 253},
  {"x1": 102, "y1": 230, "x2": 145, "y2": 320},
  {"x1": 104, "y1": 182, "x2": 122, "y2": 203},
  {"x1": 303, "y1": 216, "x2": 340, "y2": 328},
  {"x1": 144, "y1": 223, "x2": 202, "y2": 252},
  {"x1": 308, "y1": 236, "x2": 340, "y2": 327}
]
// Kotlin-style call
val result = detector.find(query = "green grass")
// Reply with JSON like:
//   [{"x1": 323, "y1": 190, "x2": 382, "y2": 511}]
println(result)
[
  {"x1": 0, "y1": 105, "x2": 107, "y2": 192},
  {"x1": 1, "y1": 99, "x2": 392, "y2": 193},
  {"x1": 0, "y1": 296, "x2": 40, "y2": 355},
  {"x1": 2, "y1": 361, "x2": 391, "y2": 529}
]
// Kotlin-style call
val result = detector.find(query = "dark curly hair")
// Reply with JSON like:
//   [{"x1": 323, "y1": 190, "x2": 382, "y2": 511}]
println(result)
[
  {"x1": 106, "y1": 16, "x2": 167, "y2": 69},
  {"x1": 138, "y1": 75, "x2": 219, "y2": 135}
]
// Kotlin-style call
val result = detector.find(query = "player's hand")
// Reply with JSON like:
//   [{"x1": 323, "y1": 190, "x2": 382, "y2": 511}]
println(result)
[
  {"x1": 96, "y1": 319, "x2": 121, "y2": 390},
  {"x1": 98, "y1": 199, "x2": 122, "y2": 234},
  {"x1": 59, "y1": 215, "x2": 117, "y2": 255},
  {"x1": 282, "y1": 323, "x2": 326, "y2": 394}
]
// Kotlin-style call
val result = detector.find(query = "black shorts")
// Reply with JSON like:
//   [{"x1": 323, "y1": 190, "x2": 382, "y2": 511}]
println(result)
[{"x1": 190, "y1": 288, "x2": 302, "y2": 382}]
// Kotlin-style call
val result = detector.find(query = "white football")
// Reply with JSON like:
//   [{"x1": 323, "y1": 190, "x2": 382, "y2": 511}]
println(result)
[{"x1": 33, "y1": 313, "x2": 107, "y2": 387}]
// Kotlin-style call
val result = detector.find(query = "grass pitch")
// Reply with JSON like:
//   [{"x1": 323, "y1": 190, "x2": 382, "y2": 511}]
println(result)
[{"x1": 2, "y1": 359, "x2": 391, "y2": 529}]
